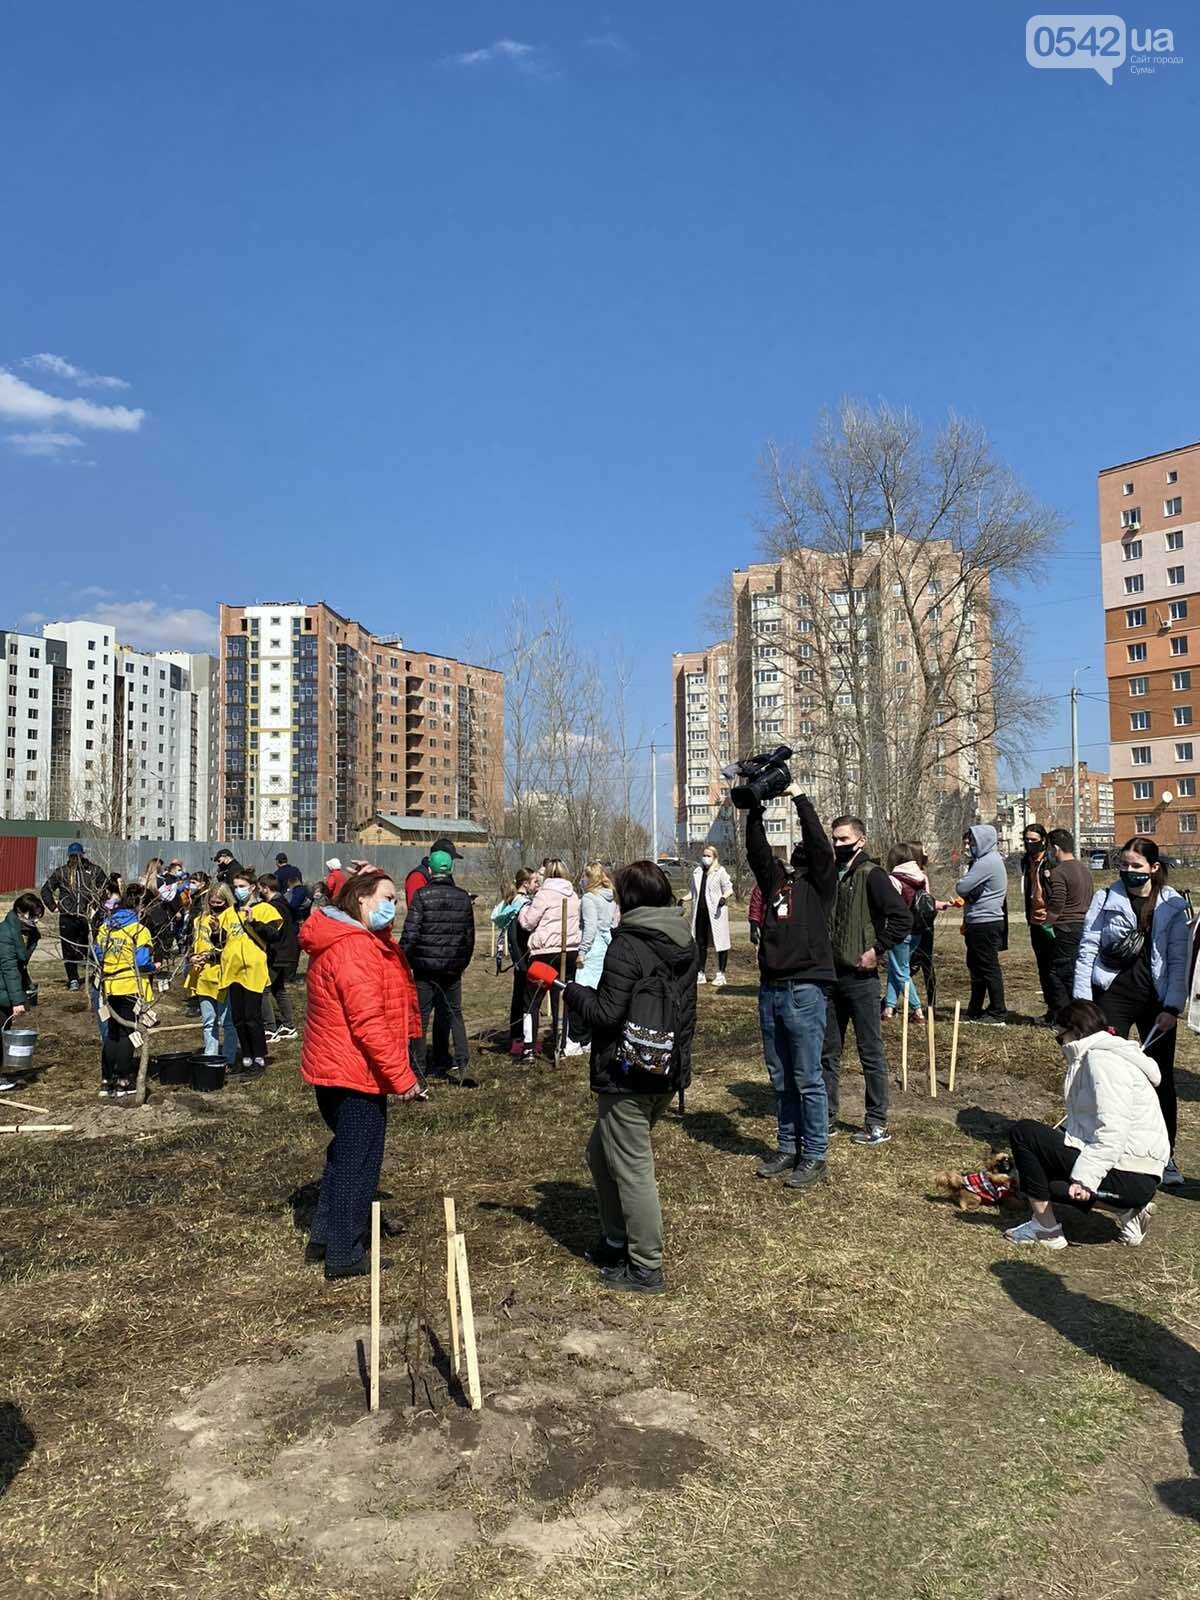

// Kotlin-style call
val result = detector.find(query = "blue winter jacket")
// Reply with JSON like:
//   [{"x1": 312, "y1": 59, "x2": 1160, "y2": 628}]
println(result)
[
  {"x1": 1073, "y1": 881, "x2": 1191, "y2": 1012},
  {"x1": 954, "y1": 824, "x2": 1008, "y2": 924}
]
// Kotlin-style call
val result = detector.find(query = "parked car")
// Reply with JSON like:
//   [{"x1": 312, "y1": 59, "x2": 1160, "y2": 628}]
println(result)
[{"x1": 1087, "y1": 850, "x2": 1109, "y2": 870}]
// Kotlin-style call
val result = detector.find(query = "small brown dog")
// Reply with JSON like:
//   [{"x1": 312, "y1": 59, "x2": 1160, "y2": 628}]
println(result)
[{"x1": 933, "y1": 1153, "x2": 1020, "y2": 1211}]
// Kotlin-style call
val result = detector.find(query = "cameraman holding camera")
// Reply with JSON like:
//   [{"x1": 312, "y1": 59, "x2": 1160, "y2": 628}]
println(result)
[{"x1": 744, "y1": 779, "x2": 838, "y2": 1190}]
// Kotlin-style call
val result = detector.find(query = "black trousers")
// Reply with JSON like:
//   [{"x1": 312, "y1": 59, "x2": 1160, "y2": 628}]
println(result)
[
  {"x1": 509, "y1": 963, "x2": 527, "y2": 1044},
  {"x1": 1030, "y1": 926, "x2": 1056, "y2": 1014},
  {"x1": 525, "y1": 953, "x2": 578, "y2": 1051},
  {"x1": 229, "y1": 984, "x2": 267, "y2": 1061},
  {"x1": 964, "y1": 922, "x2": 1006, "y2": 1017},
  {"x1": 1009, "y1": 1118, "x2": 1159, "y2": 1211},
  {"x1": 60, "y1": 913, "x2": 90, "y2": 985},
  {"x1": 1095, "y1": 982, "x2": 1178, "y2": 1149},
  {"x1": 1045, "y1": 924, "x2": 1081, "y2": 1018},
  {"x1": 261, "y1": 965, "x2": 296, "y2": 1032},
  {"x1": 309, "y1": 1086, "x2": 388, "y2": 1270},
  {"x1": 413, "y1": 974, "x2": 469, "y2": 1074},
  {"x1": 695, "y1": 923, "x2": 728, "y2": 975},
  {"x1": 100, "y1": 993, "x2": 139, "y2": 1085},
  {"x1": 821, "y1": 971, "x2": 890, "y2": 1129},
  {"x1": 911, "y1": 929, "x2": 936, "y2": 1010}
]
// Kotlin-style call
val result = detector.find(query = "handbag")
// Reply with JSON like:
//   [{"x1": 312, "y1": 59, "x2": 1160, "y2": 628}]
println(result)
[{"x1": 1097, "y1": 888, "x2": 1147, "y2": 970}]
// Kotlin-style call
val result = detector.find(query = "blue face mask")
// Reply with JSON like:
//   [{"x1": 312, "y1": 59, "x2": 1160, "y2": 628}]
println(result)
[
  {"x1": 368, "y1": 899, "x2": 396, "y2": 931},
  {"x1": 234, "y1": 885, "x2": 251, "y2": 903}
]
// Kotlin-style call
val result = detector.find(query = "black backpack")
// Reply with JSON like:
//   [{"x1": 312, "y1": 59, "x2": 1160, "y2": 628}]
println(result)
[
  {"x1": 909, "y1": 889, "x2": 938, "y2": 934},
  {"x1": 618, "y1": 940, "x2": 681, "y2": 1090}
]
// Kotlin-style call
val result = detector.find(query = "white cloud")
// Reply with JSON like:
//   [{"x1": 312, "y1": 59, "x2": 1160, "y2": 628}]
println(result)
[
  {"x1": 5, "y1": 430, "x2": 85, "y2": 458},
  {"x1": 22, "y1": 352, "x2": 131, "y2": 391},
  {"x1": 80, "y1": 601, "x2": 218, "y2": 654},
  {"x1": 445, "y1": 38, "x2": 555, "y2": 76},
  {"x1": 0, "y1": 369, "x2": 145, "y2": 433},
  {"x1": 584, "y1": 32, "x2": 629, "y2": 52}
]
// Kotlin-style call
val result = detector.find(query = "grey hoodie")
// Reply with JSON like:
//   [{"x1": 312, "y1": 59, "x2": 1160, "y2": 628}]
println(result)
[{"x1": 954, "y1": 824, "x2": 1008, "y2": 924}]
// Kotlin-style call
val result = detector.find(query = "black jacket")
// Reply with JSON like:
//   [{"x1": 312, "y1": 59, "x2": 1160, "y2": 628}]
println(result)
[
  {"x1": 747, "y1": 795, "x2": 837, "y2": 984},
  {"x1": 565, "y1": 908, "x2": 698, "y2": 1096},
  {"x1": 0, "y1": 910, "x2": 38, "y2": 1010},
  {"x1": 268, "y1": 893, "x2": 301, "y2": 970},
  {"x1": 141, "y1": 898, "x2": 175, "y2": 962},
  {"x1": 400, "y1": 876, "x2": 476, "y2": 977},
  {"x1": 40, "y1": 856, "x2": 107, "y2": 918}
]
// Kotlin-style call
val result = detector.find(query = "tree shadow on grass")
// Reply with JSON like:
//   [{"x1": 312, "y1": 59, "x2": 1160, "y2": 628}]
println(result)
[
  {"x1": 1174, "y1": 1065, "x2": 1200, "y2": 1104},
  {"x1": 682, "y1": 1107, "x2": 773, "y2": 1160},
  {"x1": 0, "y1": 1402, "x2": 35, "y2": 1496},
  {"x1": 992, "y1": 1260, "x2": 1200, "y2": 1520},
  {"x1": 478, "y1": 1180, "x2": 596, "y2": 1261}
]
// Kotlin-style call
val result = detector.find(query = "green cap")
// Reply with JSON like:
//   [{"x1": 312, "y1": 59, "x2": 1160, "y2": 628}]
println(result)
[{"x1": 429, "y1": 850, "x2": 454, "y2": 876}]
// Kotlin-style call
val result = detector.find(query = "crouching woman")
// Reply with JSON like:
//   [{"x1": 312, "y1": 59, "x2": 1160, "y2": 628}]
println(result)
[
  {"x1": 1005, "y1": 999, "x2": 1169, "y2": 1250},
  {"x1": 560, "y1": 861, "x2": 697, "y2": 1296},
  {"x1": 300, "y1": 870, "x2": 424, "y2": 1281}
]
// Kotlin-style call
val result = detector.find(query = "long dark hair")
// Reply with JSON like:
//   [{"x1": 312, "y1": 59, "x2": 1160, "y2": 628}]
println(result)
[{"x1": 1120, "y1": 835, "x2": 1166, "y2": 916}]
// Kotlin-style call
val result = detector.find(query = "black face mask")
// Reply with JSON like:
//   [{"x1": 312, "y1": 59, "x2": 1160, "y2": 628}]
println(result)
[
  {"x1": 1121, "y1": 870, "x2": 1151, "y2": 892},
  {"x1": 1025, "y1": 841, "x2": 1043, "y2": 855},
  {"x1": 833, "y1": 842, "x2": 858, "y2": 865}
]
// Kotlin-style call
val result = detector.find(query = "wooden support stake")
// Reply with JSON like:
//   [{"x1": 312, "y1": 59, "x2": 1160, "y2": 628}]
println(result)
[
  {"x1": 369, "y1": 1200, "x2": 381, "y2": 1413},
  {"x1": 900, "y1": 987, "x2": 909, "y2": 1092},
  {"x1": 0, "y1": 1124, "x2": 75, "y2": 1134},
  {"x1": 949, "y1": 1000, "x2": 961, "y2": 1094},
  {"x1": 443, "y1": 1196, "x2": 460, "y2": 1378},
  {"x1": 134, "y1": 1034, "x2": 151, "y2": 1108},
  {"x1": 558, "y1": 901, "x2": 569, "y2": 1058},
  {"x1": 454, "y1": 1230, "x2": 482, "y2": 1411},
  {"x1": 3, "y1": 1099, "x2": 49, "y2": 1115},
  {"x1": 927, "y1": 1005, "x2": 937, "y2": 1098}
]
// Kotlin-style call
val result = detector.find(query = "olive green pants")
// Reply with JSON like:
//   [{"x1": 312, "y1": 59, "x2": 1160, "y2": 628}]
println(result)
[{"x1": 585, "y1": 1092, "x2": 671, "y2": 1270}]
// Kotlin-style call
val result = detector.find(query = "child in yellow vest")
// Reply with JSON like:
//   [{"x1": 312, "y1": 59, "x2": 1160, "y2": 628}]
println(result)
[
  {"x1": 184, "y1": 885, "x2": 240, "y2": 1065},
  {"x1": 223, "y1": 872, "x2": 283, "y2": 1079},
  {"x1": 93, "y1": 887, "x2": 158, "y2": 1097}
]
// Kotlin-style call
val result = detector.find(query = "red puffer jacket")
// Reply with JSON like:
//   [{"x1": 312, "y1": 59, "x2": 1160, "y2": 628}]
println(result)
[{"x1": 300, "y1": 908, "x2": 421, "y2": 1096}]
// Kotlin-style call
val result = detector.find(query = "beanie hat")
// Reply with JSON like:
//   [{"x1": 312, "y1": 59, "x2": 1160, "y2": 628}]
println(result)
[
  {"x1": 326, "y1": 858, "x2": 342, "y2": 871},
  {"x1": 67, "y1": 842, "x2": 84, "y2": 855}
]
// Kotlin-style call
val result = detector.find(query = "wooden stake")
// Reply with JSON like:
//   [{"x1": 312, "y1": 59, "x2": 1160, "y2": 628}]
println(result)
[
  {"x1": 900, "y1": 987, "x2": 909, "y2": 1092},
  {"x1": 949, "y1": 1000, "x2": 961, "y2": 1094},
  {"x1": 454, "y1": 1230, "x2": 482, "y2": 1411},
  {"x1": 0, "y1": 1124, "x2": 75, "y2": 1134},
  {"x1": 927, "y1": 1005, "x2": 937, "y2": 1098},
  {"x1": 3, "y1": 1099, "x2": 49, "y2": 1115},
  {"x1": 369, "y1": 1200, "x2": 381, "y2": 1413},
  {"x1": 134, "y1": 1033, "x2": 151, "y2": 1108},
  {"x1": 558, "y1": 900, "x2": 569, "y2": 1059},
  {"x1": 443, "y1": 1196, "x2": 460, "y2": 1378}
]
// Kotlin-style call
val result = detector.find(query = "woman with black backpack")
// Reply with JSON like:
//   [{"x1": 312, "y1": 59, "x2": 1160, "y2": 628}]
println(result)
[{"x1": 555, "y1": 861, "x2": 697, "y2": 1296}]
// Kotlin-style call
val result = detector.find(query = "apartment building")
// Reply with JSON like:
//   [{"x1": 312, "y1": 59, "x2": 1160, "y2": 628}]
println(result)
[
  {"x1": 217, "y1": 602, "x2": 503, "y2": 844},
  {"x1": 1026, "y1": 761, "x2": 1115, "y2": 846},
  {"x1": 1100, "y1": 440, "x2": 1200, "y2": 850},
  {"x1": 115, "y1": 646, "x2": 205, "y2": 841},
  {"x1": 671, "y1": 643, "x2": 734, "y2": 848},
  {"x1": 161, "y1": 652, "x2": 219, "y2": 839},
  {"x1": 1, "y1": 630, "x2": 69, "y2": 821},
  {"x1": 42, "y1": 619, "x2": 119, "y2": 823}
]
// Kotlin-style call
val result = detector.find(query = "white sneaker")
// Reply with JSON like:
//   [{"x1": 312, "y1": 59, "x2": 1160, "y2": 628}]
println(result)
[
  {"x1": 696, "y1": 972, "x2": 707, "y2": 985},
  {"x1": 1004, "y1": 1218, "x2": 1068, "y2": 1250},
  {"x1": 264, "y1": 1029, "x2": 280, "y2": 1044},
  {"x1": 0, "y1": 1077, "x2": 15, "y2": 1093},
  {"x1": 1162, "y1": 1158, "x2": 1185, "y2": 1187},
  {"x1": 279, "y1": 1026, "x2": 299, "y2": 1041},
  {"x1": 1117, "y1": 1201, "x2": 1155, "y2": 1246},
  {"x1": 712, "y1": 972, "x2": 727, "y2": 988},
  {"x1": 563, "y1": 1039, "x2": 584, "y2": 1057}
]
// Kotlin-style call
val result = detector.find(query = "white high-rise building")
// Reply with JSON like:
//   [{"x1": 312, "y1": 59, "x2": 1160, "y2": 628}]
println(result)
[
  {"x1": 161, "y1": 651, "x2": 218, "y2": 839},
  {"x1": 1, "y1": 630, "x2": 69, "y2": 821},
  {"x1": 42, "y1": 619, "x2": 119, "y2": 825},
  {"x1": 117, "y1": 646, "x2": 201, "y2": 841}
]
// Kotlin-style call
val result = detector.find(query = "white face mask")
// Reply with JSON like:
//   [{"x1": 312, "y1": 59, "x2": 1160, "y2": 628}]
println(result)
[{"x1": 701, "y1": 855, "x2": 714, "y2": 866}]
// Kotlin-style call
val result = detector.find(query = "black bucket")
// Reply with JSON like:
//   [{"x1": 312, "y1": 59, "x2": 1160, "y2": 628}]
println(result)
[
  {"x1": 189, "y1": 1054, "x2": 227, "y2": 1092},
  {"x1": 152, "y1": 1051, "x2": 194, "y2": 1086}
]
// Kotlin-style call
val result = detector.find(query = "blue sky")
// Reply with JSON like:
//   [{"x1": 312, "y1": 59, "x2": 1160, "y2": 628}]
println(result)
[{"x1": 2, "y1": 0, "x2": 1196, "y2": 824}]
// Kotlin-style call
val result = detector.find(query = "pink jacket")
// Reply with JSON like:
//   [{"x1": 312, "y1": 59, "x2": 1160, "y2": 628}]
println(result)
[{"x1": 518, "y1": 877, "x2": 582, "y2": 955}]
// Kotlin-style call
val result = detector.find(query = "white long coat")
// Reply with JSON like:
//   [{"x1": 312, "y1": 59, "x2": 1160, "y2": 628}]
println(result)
[{"x1": 690, "y1": 863, "x2": 733, "y2": 952}]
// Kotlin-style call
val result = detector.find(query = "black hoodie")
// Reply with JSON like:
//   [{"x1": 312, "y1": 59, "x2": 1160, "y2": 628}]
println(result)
[
  {"x1": 565, "y1": 907, "x2": 698, "y2": 1095},
  {"x1": 746, "y1": 795, "x2": 837, "y2": 984}
]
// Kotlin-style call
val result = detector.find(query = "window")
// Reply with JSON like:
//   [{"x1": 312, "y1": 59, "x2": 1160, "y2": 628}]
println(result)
[
  {"x1": 1167, "y1": 531, "x2": 1184, "y2": 551},
  {"x1": 1133, "y1": 779, "x2": 1153, "y2": 800},
  {"x1": 1168, "y1": 566, "x2": 1185, "y2": 586},
  {"x1": 1177, "y1": 742, "x2": 1194, "y2": 762},
  {"x1": 1174, "y1": 671, "x2": 1192, "y2": 691},
  {"x1": 1165, "y1": 497, "x2": 1183, "y2": 517},
  {"x1": 1126, "y1": 608, "x2": 1146, "y2": 628},
  {"x1": 1130, "y1": 711, "x2": 1149, "y2": 730},
  {"x1": 1128, "y1": 643, "x2": 1148, "y2": 662},
  {"x1": 1181, "y1": 814, "x2": 1198, "y2": 834},
  {"x1": 1171, "y1": 600, "x2": 1189, "y2": 621},
  {"x1": 1129, "y1": 676, "x2": 1148, "y2": 696},
  {"x1": 1172, "y1": 636, "x2": 1189, "y2": 656},
  {"x1": 1176, "y1": 707, "x2": 1193, "y2": 727},
  {"x1": 1123, "y1": 539, "x2": 1142, "y2": 561},
  {"x1": 1121, "y1": 507, "x2": 1141, "y2": 528},
  {"x1": 1132, "y1": 746, "x2": 1151, "y2": 765},
  {"x1": 1179, "y1": 777, "x2": 1196, "y2": 797},
  {"x1": 1135, "y1": 814, "x2": 1156, "y2": 834},
  {"x1": 1124, "y1": 574, "x2": 1144, "y2": 594},
  {"x1": 1122, "y1": 481, "x2": 1134, "y2": 496}
]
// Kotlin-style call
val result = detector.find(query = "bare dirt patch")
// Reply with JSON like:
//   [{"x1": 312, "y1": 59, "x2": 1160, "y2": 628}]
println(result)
[
  {"x1": 164, "y1": 1306, "x2": 722, "y2": 1578},
  {"x1": 52, "y1": 1089, "x2": 262, "y2": 1141}
]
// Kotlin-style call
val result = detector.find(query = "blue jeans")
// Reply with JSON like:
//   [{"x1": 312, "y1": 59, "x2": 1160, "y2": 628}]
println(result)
[
  {"x1": 758, "y1": 981, "x2": 830, "y2": 1160},
  {"x1": 884, "y1": 935, "x2": 921, "y2": 1010},
  {"x1": 198, "y1": 994, "x2": 238, "y2": 1064}
]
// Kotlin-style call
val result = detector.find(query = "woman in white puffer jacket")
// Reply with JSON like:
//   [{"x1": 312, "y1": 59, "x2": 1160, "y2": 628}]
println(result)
[{"x1": 1004, "y1": 999, "x2": 1169, "y2": 1250}]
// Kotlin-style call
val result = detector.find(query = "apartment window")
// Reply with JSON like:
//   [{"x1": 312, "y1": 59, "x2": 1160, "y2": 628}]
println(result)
[
  {"x1": 1124, "y1": 574, "x2": 1144, "y2": 594},
  {"x1": 1177, "y1": 742, "x2": 1194, "y2": 762},
  {"x1": 1131, "y1": 746, "x2": 1151, "y2": 765},
  {"x1": 1165, "y1": 497, "x2": 1183, "y2": 517},
  {"x1": 1172, "y1": 636, "x2": 1189, "y2": 656},
  {"x1": 1122, "y1": 539, "x2": 1142, "y2": 561},
  {"x1": 1171, "y1": 600, "x2": 1189, "y2": 621},
  {"x1": 1176, "y1": 707, "x2": 1193, "y2": 727},
  {"x1": 1134, "y1": 814, "x2": 1156, "y2": 834},
  {"x1": 1180, "y1": 813, "x2": 1198, "y2": 834},
  {"x1": 1175, "y1": 672, "x2": 1193, "y2": 692},
  {"x1": 1133, "y1": 780, "x2": 1153, "y2": 801},
  {"x1": 1121, "y1": 507, "x2": 1141, "y2": 528},
  {"x1": 1129, "y1": 676, "x2": 1148, "y2": 696},
  {"x1": 1179, "y1": 777, "x2": 1196, "y2": 798},
  {"x1": 1167, "y1": 470, "x2": 1179, "y2": 485},
  {"x1": 1126, "y1": 608, "x2": 1146, "y2": 628},
  {"x1": 1128, "y1": 643, "x2": 1148, "y2": 662},
  {"x1": 1167, "y1": 531, "x2": 1184, "y2": 551},
  {"x1": 1130, "y1": 711, "x2": 1149, "y2": 731},
  {"x1": 1169, "y1": 566, "x2": 1186, "y2": 586},
  {"x1": 1122, "y1": 481, "x2": 1134, "y2": 496}
]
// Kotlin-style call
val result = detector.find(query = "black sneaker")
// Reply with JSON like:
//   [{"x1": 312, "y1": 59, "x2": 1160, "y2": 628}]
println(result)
[
  {"x1": 229, "y1": 1061, "x2": 266, "y2": 1082},
  {"x1": 304, "y1": 1241, "x2": 326, "y2": 1265},
  {"x1": 586, "y1": 1236, "x2": 628, "y2": 1268},
  {"x1": 324, "y1": 1252, "x2": 393, "y2": 1282},
  {"x1": 784, "y1": 1157, "x2": 828, "y2": 1190},
  {"x1": 601, "y1": 1261, "x2": 666, "y2": 1295},
  {"x1": 68, "y1": 980, "x2": 81, "y2": 993},
  {"x1": 852, "y1": 1123, "x2": 892, "y2": 1146},
  {"x1": 755, "y1": 1151, "x2": 797, "y2": 1179}
]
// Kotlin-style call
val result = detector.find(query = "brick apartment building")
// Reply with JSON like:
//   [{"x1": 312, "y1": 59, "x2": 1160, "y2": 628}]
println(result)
[
  {"x1": 1026, "y1": 761, "x2": 1115, "y2": 846},
  {"x1": 1100, "y1": 441, "x2": 1200, "y2": 851},
  {"x1": 217, "y1": 601, "x2": 502, "y2": 843}
]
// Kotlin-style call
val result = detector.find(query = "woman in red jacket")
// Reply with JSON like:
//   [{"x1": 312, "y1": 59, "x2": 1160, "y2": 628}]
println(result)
[{"x1": 300, "y1": 870, "x2": 423, "y2": 1281}]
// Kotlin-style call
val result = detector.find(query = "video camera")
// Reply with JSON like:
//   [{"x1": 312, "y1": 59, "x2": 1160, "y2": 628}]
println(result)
[{"x1": 722, "y1": 744, "x2": 794, "y2": 809}]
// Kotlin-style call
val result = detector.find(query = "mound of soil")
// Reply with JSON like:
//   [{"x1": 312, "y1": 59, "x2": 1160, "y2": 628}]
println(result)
[{"x1": 164, "y1": 1306, "x2": 722, "y2": 1576}]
